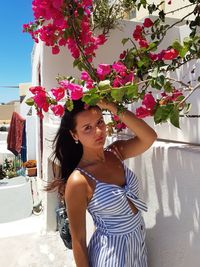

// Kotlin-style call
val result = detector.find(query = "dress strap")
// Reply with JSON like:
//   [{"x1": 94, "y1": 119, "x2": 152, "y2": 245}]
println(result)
[
  {"x1": 105, "y1": 147, "x2": 123, "y2": 162},
  {"x1": 75, "y1": 167, "x2": 98, "y2": 182}
]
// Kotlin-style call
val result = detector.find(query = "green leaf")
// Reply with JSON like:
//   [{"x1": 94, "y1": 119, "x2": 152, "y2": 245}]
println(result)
[
  {"x1": 111, "y1": 88, "x2": 126, "y2": 102},
  {"x1": 170, "y1": 107, "x2": 180, "y2": 128},
  {"x1": 65, "y1": 100, "x2": 73, "y2": 111},
  {"x1": 164, "y1": 81, "x2": 173, "y2": 93},
  {"x1": 82, "y1": 93, "x2": 100, "y2": 106},
  {"x1": 25, "y1": 97, "x2": 34, "y2": 106},
  {"x1": 73, "y1": 59, "x2": 80, "y2": 68},
  {"x1": 179, "y1": 46, "x2": 188, "y2": 58},
  {"x1": 154, "y1": 105, "x2": 173, "y2": 124},
  {"x1": 125, "y1": 84, "x2": 138, "y2": 99},
  {"x1": 122, "y1": 38, "x2": 129, "y2": 46},
  {"x1": 172, "y1": 40, "x2": 183, "y2": 52}
]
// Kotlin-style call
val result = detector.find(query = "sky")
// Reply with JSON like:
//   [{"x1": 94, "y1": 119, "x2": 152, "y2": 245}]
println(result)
[{"x1": 0, "y1": 1, "x2": 34, "y2": 103}]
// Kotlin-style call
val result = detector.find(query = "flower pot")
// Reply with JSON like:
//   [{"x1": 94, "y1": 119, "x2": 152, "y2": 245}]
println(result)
[{"x1": 27, "y1": 167, "x2": 37, "y2": 177}]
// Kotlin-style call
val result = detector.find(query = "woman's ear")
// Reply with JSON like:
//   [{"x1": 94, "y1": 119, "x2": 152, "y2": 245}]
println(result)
[{"x1": 69, "y1": 130, "x2": 78, "y2": 142}]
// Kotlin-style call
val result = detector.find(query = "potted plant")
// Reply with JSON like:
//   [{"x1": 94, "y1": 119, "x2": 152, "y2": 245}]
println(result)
[
  {"x1": 0, "y1": 164, "x2": 6, "y2": 180},
  {"x1": 23, "y1": 160, "x2": 37, "y2": 177}
]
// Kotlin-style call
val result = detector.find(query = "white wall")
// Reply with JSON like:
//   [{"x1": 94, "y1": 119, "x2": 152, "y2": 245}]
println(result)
[{"x1": 126, "y1": 141, "x2": 200, "y2": 267}]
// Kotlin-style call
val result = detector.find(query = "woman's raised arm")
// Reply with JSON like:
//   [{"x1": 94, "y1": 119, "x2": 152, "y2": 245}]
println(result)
[{"x1": 97, "y1": 100, "x2": 157, "y2": 160}]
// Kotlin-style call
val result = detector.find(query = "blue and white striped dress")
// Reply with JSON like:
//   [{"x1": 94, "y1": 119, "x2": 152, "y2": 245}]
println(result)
[{"x1": 76, "y1": 162, "x2": 148, "y2": 267}]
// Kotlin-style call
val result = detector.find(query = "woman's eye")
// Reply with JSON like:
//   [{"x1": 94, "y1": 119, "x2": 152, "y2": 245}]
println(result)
[{"x1": 84, "y1": 125, "x2": 92, "y2": 131}]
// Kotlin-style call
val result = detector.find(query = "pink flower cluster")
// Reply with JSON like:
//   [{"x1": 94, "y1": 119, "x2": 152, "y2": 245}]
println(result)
[
  {"x1": 136, "y1": 93, "x2": 156, "y2": 118},
  {"x1": 24, "y1": 0, "x2": 107, "y2": 61},
  {"x1": 96, "y1": 62, "x2": 134, "y2": 87},
  {"x1": 159, "y1": 89, "x2": 183, "y2": 105},
  {"x1": 113, "y1": 115, "x2": 127, "y2": 131},
  {"x1": 133, "y1": 18, "x2": 154, "y2": 49},
  {"x1": 28, "y1": 85, "x2": 67, "y2": 118},
  {"x1": 132, "y1": 18, "x2": 179, "y2": 61}
]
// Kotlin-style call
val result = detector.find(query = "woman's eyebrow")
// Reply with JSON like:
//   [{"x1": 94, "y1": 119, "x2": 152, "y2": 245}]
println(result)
[{"x1": 81, "y1": 123, "x2": 91, "y2": 128}]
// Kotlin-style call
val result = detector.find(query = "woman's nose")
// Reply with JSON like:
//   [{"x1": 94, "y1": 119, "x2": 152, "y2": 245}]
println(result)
[{"x1": 95, "y1": 126, "x2": 102, "y2": 134}]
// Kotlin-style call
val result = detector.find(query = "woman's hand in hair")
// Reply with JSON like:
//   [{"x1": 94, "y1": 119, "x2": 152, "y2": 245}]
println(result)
[{"x1": 96, "y1": 99, "x2": 118, "y2": 114}]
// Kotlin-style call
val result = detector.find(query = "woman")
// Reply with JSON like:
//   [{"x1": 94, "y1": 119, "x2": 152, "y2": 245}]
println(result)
[{"x1": 48, "y1": 99, "x2": 157, "y2": 267}]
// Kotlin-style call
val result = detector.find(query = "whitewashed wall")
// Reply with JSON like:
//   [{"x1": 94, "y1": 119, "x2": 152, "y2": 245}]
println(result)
[{"x1": 32, "y1": 18, "x2": 200, "y2": 267}]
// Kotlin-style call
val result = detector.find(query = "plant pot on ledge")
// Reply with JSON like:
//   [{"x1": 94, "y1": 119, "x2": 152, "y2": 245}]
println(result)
[
  {"x1": 23, "y1": 160, "x2": 37, "y2": 177},
  {"x1": 27, "y1": 167, "x2": 37, "y2": 177}
]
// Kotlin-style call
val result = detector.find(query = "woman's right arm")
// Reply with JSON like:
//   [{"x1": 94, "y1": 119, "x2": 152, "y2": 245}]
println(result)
[{"x1": 65, "y1": 172, "x2": 89, "y2": 267}]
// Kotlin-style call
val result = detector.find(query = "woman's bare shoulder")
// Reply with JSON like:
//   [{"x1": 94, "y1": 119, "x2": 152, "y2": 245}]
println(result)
[
  {"x1": 67, "y1": 169, "x2": 87, "y2": 188},
  {"x1": 65, "y1": 170, "x2": 89, "y2": 204}
]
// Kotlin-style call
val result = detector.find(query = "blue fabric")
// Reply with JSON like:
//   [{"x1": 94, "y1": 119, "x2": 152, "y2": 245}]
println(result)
[
  {"x1": 20, "y1": 121, "x2": 27, "y2": 163},
  {"x1": 76, "y1": 163, "x2": 148, "y2": 267}
]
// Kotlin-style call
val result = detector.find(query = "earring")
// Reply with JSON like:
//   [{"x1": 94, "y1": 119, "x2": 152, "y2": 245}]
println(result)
[{"x1": 75, "y1": 140, "x2": 79, "y2": 144}]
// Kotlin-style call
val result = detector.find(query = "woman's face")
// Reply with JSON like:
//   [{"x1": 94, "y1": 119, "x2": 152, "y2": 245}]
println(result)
[{"x1": 71, "y1": 107, "x2": 106, "y2": 149}]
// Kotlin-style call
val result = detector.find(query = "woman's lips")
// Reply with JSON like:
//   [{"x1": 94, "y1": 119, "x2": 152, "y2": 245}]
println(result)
[{"x1": 95, "y1": 136, "x2": 104, "y2": 142}]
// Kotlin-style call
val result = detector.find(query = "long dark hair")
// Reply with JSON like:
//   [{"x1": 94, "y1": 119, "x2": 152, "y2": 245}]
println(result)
[{"x1": 45, "y1": 99, "x2": 88, "y2": 197}]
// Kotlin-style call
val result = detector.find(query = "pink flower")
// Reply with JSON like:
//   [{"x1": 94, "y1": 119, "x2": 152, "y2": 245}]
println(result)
[
  {"x1": 163, "y1": 49, "x2": 179, "y2": 60},
  {"x1": 67, "y1": 83, "x2": 83, "y2": 100},
  {"x1": 143, "y1": 18, "x2": 154, "y2": 28},
  {"x1": 33, "y1": 91, "x2": 48, "y2": 109},
  {"x1": 51, "y1": 104, "x2": 65, "y2": 117},
  {"x1": 59, "y1": 80, "x2": 69, "y2": 88},
  {"x1": 133, "y1": 25, "x2": 143, "y2": 41},
  {"x1": 139, "y1": 39, "x2": 149, "y2": 48},
  {"x1": 29, "y1": 86, "x2": 46, "y2": 95},
  {"x1": 112, "y1": 62, "x2": 127, "y2": 73},
  {"x1": 113, "y1": 115, "x2": 120, "y2": 122},
  {"x1": 119, "y1": 50, "x2": 126, "y2": 59},
  {"x1": 135, "y1": 106, "x2": 151, "y2": 118},
  {"x1": 81, "y1": 71, "x2": 91, "y2": 81},
  {"x1": 86, "y1": 81, "x2": 94, "y2": 89},
  {"x1": 51, "y1": 87, "x2": 65, "y2": 101},
  {"x1": 116, "y1": 122, "x2": 127, "y2": 130},
  {"x1": 123, "y1": 72, "x2": 134, "y2": 84},
  {"x1": 149, "y1": 52, "x2": 158, "y2": 61},
  {"x1": 142, "y1": 93, "x2": 156, "y2": 111},
  {"x1": 112, "y1": 77, "x2": 123, "y2": 87},
  {"x1": 172, "y1": 89, "x2": 183, "y2": 101},
  {"x1": 95, "y1": 34, "x2": 107, "y2": 45},
  {"x1": 97, "y1": 64, "x2": 111, "y2": 77}
]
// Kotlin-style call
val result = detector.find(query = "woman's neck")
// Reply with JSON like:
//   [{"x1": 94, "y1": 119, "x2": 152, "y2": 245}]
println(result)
[{"x1": 81, "y1": 147, "x2": 105, "y2": 164}]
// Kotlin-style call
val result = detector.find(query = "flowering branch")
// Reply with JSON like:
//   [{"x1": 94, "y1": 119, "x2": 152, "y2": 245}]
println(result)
[{"x1": 23, "y1": 0, "x2": 200, "y2": 131}]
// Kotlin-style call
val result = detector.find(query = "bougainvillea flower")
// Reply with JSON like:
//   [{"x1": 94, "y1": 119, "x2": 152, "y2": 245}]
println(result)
[
  {"x1": 163, "y1": 48, "x2": 179, "y2": 60},
  {"x1": 142, "y1": 93, "x2": 156, "y2": 111},
  {"x1": 139, "y1": 39, "x2": 149, "y2": 48},
  {"x1": 133, "y1": 25, "x2": 143, "y2": 41},
  {"x1": 51, "y1": 104, "x2": 65, "y2": 117},
  {"x1": 67, "y1": 83, "x2": 84, "y2": 100},
  {"x1": 51, "y1": 87, "x2": 65, "y2": 101},
  {"x1": 52, "y1": 45, "x2": 60, "y2": 55},
  {"x1": 29, "y1": 86, "x2": 46, "y2": 95},
  {"x1": 172, "y1": 89, "x2": 183, "y2": 101},
  {"x1": 97, "y1": 64, "x2": 111, "y2": 77},
  {"x1": 112, "y1": 77, "x2": 123, "y2": 87},
  {"x1": 33, "y1": 91, "x2": 48, "y2": 109},
  {"x1": 59, "y1": 80, "x2": 69, "y2": 88},
  {"x1": 143, "y1": 18, "x2": 154, "y2": 28},
  {"x1": 120, "y1": 50, "x2": 127, "y2": 59},
  {"x1": 135, "y1": 106, "x2": 151, "y2": 118},
  {"x1": 112, "y1": 62, "x2": 127, "y2": 73}
]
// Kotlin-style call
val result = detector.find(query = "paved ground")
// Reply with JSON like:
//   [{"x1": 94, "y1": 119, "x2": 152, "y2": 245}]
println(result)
[
  {"x1": 0, "y1": 214, "x2": 76, "y2": 267},
  {"x1": 0, "y1": 232, "x2": 75, "y2": 267}
]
